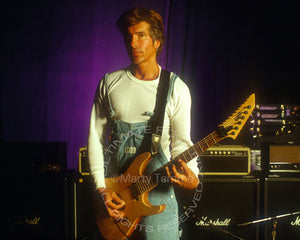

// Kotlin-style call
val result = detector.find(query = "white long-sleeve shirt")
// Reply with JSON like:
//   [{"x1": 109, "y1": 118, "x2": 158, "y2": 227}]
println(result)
[{"x1": 88, "y1": 67, "x2": 199, "y2": 189}]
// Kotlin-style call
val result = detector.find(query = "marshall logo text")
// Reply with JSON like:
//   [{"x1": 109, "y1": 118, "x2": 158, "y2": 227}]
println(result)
[
  {"x1": 291, "y1": 216, "x2": 300, "y2": 226},
  {"x1": 195, "y1": 216, "x2": 231, "y2": 227}
]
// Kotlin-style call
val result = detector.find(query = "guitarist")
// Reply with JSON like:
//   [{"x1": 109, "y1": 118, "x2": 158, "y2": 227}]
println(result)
[{"x1": 88, "y1": 8, "x2": 199, "y2": 240}]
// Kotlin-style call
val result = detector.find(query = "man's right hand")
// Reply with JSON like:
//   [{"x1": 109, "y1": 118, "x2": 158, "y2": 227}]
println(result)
[{"x1": 98, "y1": 188, "x2": 126, "y2": 220}]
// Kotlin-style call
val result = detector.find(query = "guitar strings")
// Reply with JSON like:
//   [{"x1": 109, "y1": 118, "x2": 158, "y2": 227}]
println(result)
[
  {"x1": 130, "y1": 175, "x2": 157, "y2": 196},
  {"x1": 222, "y1": 103, "x2": 252, "y2": 128},
  {"x1": 129, "y1": 105, "x2": 251, "y2": 197}
]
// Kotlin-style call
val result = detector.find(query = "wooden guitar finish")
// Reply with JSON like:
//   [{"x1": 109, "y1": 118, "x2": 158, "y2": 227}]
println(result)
[
  {"x1": 95, "y1": 94, "x2": 255, "y2": 240},
  {"x1": 95, "y1": 152, "x2": 164, "y2": 240}
]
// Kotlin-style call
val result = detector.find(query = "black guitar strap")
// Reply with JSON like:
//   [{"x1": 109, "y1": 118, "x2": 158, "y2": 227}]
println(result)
[{"x1": 150, "y1": 69, "x2": 171, "y2": 155}]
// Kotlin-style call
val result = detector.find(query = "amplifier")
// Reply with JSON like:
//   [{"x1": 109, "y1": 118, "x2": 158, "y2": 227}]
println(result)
[
  {"x1": 264, "y1": 178, "x2": 300, "y2": 239},
  {"x1": 260, "y1": 144, "x2": 300, "y2": 174},
  {"x1": 177, "y1": 178, "x2": 260, "y2": 240},
  {"x1": 78, "y1": 147, "x2": 90, "y2": 175},
  {"x1": 269, "y1": 144, "x2": 300, "y2": 173},
  {"x1": 3, "y1": 141, "x2": 67, "y2": 174},
  {"x1": 199, "y1": 145, "x2": 251, "y2": 175},
  {"x1": 1, "y1": 174, "x2": 72, "y2": 239}
]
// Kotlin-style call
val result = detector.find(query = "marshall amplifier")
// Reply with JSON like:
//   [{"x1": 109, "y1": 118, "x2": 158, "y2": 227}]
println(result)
[
  {"x1": 176, "y1": 178, "x2": 260, "y2": 240},
  {"x1": 264, "y1": 178, "x2": 300, "y2": 240},
  {"x1": 1, "y1": 141, "x2": 70, "y2": 239},
  {"x1": 199, "y1": 145, "x2": 251, "y2": 175},
  {"x1": 1, "y1": 174, "x2": 72, "y2": 240}
]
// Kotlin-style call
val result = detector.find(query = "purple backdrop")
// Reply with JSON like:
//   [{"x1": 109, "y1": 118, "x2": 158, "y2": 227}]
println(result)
[{"x1": 1, "y1": 0, "x2": 298, "y2": 169}]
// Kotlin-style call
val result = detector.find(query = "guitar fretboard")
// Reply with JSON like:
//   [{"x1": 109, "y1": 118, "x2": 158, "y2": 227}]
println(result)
[
  {"x1": 129, "y1": 130, "x2": 222, "y2": 198},
  {"x1": 173, "y1": 130, "x2": 220, "y2": 163},
  {"x1": 128, "y1": 93, "x2": 255, "y2": 202}
]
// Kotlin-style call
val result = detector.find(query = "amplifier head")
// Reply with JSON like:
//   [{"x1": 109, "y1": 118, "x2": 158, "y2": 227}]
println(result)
[
  {"x1": 260, "y1": 143, "x2": 300, "y2": 176},
  {"x1": 199, "y1": 145, "x2": 250, "y2": 175}
]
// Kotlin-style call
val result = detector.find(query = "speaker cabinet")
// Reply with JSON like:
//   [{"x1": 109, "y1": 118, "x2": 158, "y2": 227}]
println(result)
[
  {"x1": 1, "y1": 175, "x2": 72, "y2": 239},
  {"x1": 177, "y1": 178, "x2": 260, "y2": 240},
  {"x1": 264, "y1": 178, "x2": 300, "y2": 240},
  {"x1": 71, "y1": 176, "x2": 99, "y2": 240},
  {"x1": 1, "y1": 141, "x2": 70, "y2": 239}
]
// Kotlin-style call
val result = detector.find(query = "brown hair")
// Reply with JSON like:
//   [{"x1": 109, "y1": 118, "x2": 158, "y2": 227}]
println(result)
[{"x1": 116, "y1": 8, "x2": 165, "y2": 55}]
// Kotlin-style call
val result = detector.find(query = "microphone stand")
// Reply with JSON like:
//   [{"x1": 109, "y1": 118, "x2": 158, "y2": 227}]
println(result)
[{"x1": 237, "y1": 211, "x2": 300, "y2": 240}]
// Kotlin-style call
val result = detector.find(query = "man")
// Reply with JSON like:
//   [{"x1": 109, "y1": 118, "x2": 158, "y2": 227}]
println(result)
[{"x1": 88, "y1": 8, "x2": 199, "y2": 239}]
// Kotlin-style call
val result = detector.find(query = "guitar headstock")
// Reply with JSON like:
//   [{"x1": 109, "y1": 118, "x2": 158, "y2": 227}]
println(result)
[{"x1": 218, "y1": 93, "x2": 255, "y2": 140}]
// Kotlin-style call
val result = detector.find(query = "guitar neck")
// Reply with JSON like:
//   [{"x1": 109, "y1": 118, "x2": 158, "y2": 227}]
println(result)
[
  {"x1": 148, "y1": 130, "x2": 222, "y2": 184},
  {"x1": 173, "y1": 130, "x2": 221, "y2": 164},
  {"x1": 131, "y1": 93, "x2": 255, "y2": 197}
]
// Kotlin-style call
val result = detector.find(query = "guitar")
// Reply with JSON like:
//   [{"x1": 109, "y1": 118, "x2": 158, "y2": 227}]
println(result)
[{"x1": 95, "y1": 93, "x2": 255, "y2": 240}]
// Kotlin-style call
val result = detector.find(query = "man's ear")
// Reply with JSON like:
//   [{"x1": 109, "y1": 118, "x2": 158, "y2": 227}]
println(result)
[{"x1": 154, "y1": 39, "x2": 160, "y2": 50}]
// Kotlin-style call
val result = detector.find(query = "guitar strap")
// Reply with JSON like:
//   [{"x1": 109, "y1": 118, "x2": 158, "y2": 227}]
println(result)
[{"x1": 150, "y1": 69, "x2": 171, "y2": 155}]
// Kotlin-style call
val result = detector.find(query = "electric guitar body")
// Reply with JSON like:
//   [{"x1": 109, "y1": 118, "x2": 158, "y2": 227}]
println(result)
[
  {"x1": 95, "y1": 152, "x2": 165, "y2": 240},
  {"x1": 95, "y1": 94, "x2": 256, "y2": 240}
]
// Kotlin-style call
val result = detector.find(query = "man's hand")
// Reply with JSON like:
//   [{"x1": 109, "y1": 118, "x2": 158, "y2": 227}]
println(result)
[
  {"x1": 98, "y1": 188, "x2": 126, "y2": 220},
  {"x1": 165, "y1": 159, "x2": 199, "y2": 190}
]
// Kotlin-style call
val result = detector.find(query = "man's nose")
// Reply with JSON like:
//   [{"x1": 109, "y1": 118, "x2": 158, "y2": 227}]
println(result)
[{"x1": 130, "y1": 35, "x2": 138, "y2": 48}]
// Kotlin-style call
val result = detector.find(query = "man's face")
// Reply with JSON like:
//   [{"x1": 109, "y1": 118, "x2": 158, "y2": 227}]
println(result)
[{"x1": 124, "y1": 21, "x2": 160, "y2": 65}]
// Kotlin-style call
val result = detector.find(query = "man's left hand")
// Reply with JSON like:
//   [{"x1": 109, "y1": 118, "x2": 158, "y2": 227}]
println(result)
[{"x1": 165, "y1": 159, "x2": 199, "y2": 190}]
